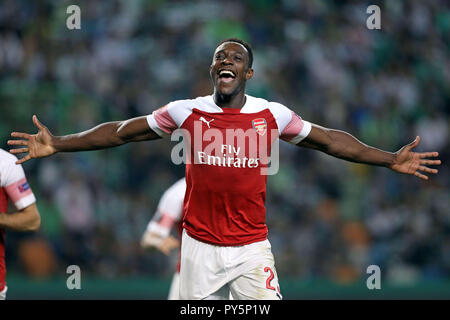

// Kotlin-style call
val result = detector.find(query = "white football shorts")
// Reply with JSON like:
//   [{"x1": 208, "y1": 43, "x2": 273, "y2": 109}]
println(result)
[
  {"x1": 168, "y1": 272, "x2": 180, "y2": 300},
  {"x1": 179, "y1": 230, "x2": 282, "y2": 300},
  {"x1": 0, "y1": 286, "x2": 7, "y2": 300}
]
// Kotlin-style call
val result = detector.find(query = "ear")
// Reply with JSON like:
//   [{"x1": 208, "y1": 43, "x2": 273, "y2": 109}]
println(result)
[{"x1": 245, "y1": 68, "x2": 254, "y2": 80}]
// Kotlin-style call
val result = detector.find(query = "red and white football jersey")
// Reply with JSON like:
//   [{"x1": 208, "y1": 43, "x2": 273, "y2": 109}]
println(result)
[
  {"x1": 0, "y1": 148, "x2": 36, "y2": 291},
  {"x1": 147, "y1": 95, "x2": 311, "y2": 246}
]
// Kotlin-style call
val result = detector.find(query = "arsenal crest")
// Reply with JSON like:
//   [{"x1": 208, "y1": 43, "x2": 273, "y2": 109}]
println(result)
[{"x1": 252, "y1": 118, "x2": 267, "y2": 136}]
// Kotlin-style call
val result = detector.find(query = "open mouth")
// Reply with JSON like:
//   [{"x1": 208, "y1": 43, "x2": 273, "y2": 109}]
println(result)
[{"x1": 218, "y1": 70, "x2": 236, "y2": 83}]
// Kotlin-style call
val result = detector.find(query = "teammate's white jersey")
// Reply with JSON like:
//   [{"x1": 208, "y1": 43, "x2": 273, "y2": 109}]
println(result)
[
  {"x1": 0, "y1": 149, "x2": 36, "y2": 210},
  {"x1": 0, "y1": 148, "x2": 37, "y2": 296},
  {"x1": 145, "y1": 178, "x2": 186, "y2": 238}
]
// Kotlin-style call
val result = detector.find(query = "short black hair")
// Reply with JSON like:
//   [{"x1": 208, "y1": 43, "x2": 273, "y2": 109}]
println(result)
[{"x1": 216, "y1": 38, "x2": 253, "y2": 68}]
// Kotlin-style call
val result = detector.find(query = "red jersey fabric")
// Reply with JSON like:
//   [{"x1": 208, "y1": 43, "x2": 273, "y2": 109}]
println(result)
[{"x1": 147, "y1": 95, "x2": 311, "y2": 246}]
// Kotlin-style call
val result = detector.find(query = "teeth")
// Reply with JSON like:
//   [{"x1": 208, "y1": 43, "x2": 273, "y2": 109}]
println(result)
[{"x1": 219, "y1": 70, "x2": 235, "y2": 77}]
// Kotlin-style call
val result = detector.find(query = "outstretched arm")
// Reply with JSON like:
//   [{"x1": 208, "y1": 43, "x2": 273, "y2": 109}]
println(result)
[
  {"x1": 298, "y1": 124, "x2": 441, "y2": 180},
  {"x1": 8, "y1": 115, "x2": 160, "y2": 164}
]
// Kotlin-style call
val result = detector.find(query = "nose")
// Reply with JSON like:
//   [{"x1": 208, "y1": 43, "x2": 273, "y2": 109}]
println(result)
[{"x1": 221, "y1": 55, "x2": 233, "y2": 65}]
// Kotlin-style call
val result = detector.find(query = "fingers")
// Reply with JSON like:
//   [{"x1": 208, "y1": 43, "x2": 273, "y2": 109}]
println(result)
[
  {"x1": 413, "y1": 164, "x2": 439, "y2": 180},
  {"x1": 16, "y1": 154, "x2": 31, "y2": 165},
  {"x1": 406, "y1": 136, "x2": 420, "y2": 150},
  {"x1": 414, "y1": 171, "x2": 428, "y2": 180},
  {"x1": 420, "y1": 159, "x2": 441, "y2": 166},
  {"x1": 8, "y1": 138, "x2": 30, "y2": 155},
  {"x1": 32, "y1": 115, "x2": 45, "y2": 130},
  {"x1": 160, "y1": 237, "x2": 180, "y2": 255},
  {"x1": 8, "y1": 134, "x2": 31, "y2": 157},
  {"x1": 416, "y1": 153, "x2": 440, "y2": 180},
  {"x1": 418, "y1": 152, "x2": 439, "y2": 158},
  {"x1": 9, "y1": 147, "x2": 29, "y2": 155},
  {"x1": 10, "y1": 132, "x2": 31, "y2": 139},
  {"x1": 8, "y1": 132, "x2": 32, "y2": 162},
  {"x1": 418, "y1": 166, "x2": 438, "y2": 174},
  {"x1": 8, "y1": 134, "x2": 33, "y2": 161},
  {"x1": 160, "y1": 247, "x2": 171, "y2": 256},
  {"x1": 7, "y1": 139, "x2": 29, "y2": 146}
]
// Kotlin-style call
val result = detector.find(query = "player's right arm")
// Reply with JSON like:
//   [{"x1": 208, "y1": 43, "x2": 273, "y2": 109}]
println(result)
[{"x1": 8, "y1": 114, "x2": 161, "y2": 164}]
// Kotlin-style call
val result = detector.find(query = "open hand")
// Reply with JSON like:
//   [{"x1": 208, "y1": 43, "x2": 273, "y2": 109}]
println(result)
[
  {"x1": 8, "y1": 115, "x2": 56, "y2": 164},
  {"x1": 390, "y1": 136, "x2": 441, "y2": 180}
]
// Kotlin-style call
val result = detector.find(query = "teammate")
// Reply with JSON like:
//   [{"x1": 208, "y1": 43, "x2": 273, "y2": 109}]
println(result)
[
  {"x1": 0, "y1": 148, "x2": 41, "y2": 300},
  {"x1": 8, "y1": 38, "x2": 441, "y2": 300},
  {"x1": 141, "y1": 177, "x2": 185, "y2": 300},
  {"x1": 141, "y1": 176, "x2": 233, "y2": 300}
]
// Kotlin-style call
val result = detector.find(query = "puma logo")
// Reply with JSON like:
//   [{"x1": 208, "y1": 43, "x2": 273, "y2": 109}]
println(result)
[{"x1": 199, "y1": 117, "x2": 214, "y2": 128}]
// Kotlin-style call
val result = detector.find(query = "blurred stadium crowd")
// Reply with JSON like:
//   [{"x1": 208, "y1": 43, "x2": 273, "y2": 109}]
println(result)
[{"x1": 0, "y1": 0, "x2": 449, "y2": 286}]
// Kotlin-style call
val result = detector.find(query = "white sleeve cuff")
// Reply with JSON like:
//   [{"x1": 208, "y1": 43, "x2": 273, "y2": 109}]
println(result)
[
  {"x1": 146, "y1": 114, "x2": 168, "y2": 138},
  {"x1": 289, "y1": 120, "x2": 312, "y2": 145},
  {"x1": 146, "y1": 221, "x2": 170, "y2": 238},
  {"x1": 14, "y1": 193, "x2": 36, "y2": 211}
]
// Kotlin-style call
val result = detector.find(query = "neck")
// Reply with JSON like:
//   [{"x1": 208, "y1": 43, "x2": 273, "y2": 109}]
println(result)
[{"x1": 213, "y1": 89, "x2": 246, "y2": 109}]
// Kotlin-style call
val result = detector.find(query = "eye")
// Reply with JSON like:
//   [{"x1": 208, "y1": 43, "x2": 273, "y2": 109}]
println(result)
[{"x1": 234, "y1": 56, "x2": 242, "y2": 62}]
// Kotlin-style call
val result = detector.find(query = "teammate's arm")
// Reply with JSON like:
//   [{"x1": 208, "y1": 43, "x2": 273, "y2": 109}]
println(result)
[
  {"x1": 8, "y1": 115, "x2": 160, "y2": 164},
  {"x1": 297, "y1": 124, "x2": 441, "y2": 180},
  {"x1": 0, "y1": 203, "x2": 40, "y2": 231},
  {"x1": 141, "y1": 231, "x2": 179, "y2": 256},
  {"x1": 141, "y1": 179, "x2": 185, "y2": 255}
]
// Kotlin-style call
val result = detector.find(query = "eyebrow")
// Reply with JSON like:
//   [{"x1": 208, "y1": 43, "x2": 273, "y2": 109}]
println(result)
[{"x1": 215, "y1": 49, "x2": 246, "y2": 57}]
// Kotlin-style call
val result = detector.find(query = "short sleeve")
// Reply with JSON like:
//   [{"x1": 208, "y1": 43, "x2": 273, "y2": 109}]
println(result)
[
  {"x1": 146, "y1": 100, "x2": 194, "y2": 137},
  {"x1": 268, "y1": 102, "x2": 312, "y2": 145},
  {"x1": 1, "y1": 155, "x2": 36, "y2": 210}
]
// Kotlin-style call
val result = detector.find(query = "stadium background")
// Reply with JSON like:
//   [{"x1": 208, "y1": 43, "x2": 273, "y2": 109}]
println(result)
[{"x1": 0, "y1": 0, "x2": 449, "y2": 299}]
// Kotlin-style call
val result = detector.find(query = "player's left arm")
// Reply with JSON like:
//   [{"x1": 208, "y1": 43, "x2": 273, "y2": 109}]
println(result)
[
  {"x1": 297, "y1": 124, "x2": 441, "y2": 180},
  {"x1": 0, "y1": 203, "x2": 40, "y2": 231}
]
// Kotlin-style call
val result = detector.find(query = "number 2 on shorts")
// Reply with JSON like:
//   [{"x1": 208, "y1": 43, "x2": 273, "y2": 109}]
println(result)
[{"x1": 264, "y1": 267, "x2": 276, "y2": 291}]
